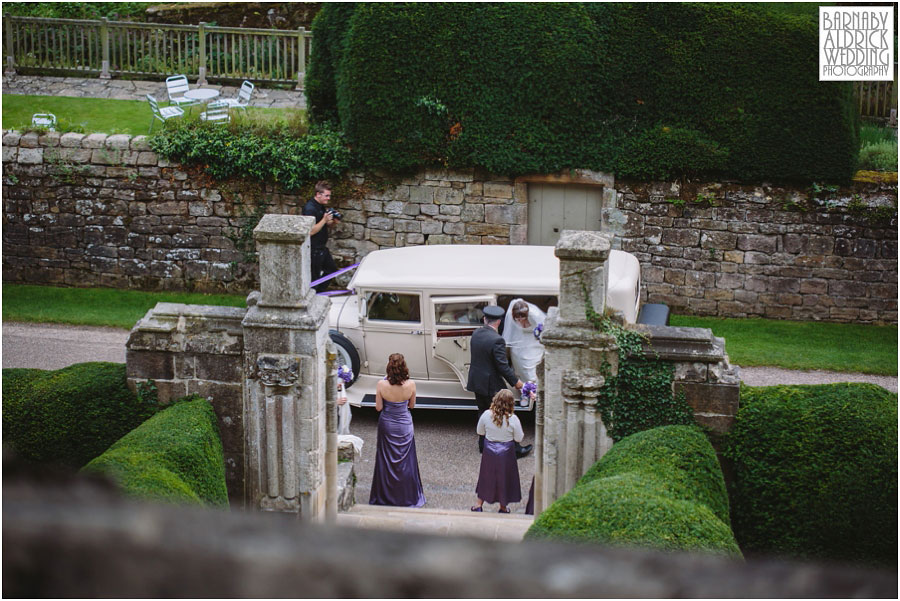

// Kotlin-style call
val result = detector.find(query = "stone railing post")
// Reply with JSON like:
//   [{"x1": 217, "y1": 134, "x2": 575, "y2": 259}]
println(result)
[
  {"x1": 295, "y1": 27, "x2": 306, "y2": 91},
  {"x1": 537, "y1": 230, "x2": 618, "y2": 510},
  {"x1": 5, "y1": 15, "x2": 16, "y2": 76},
  {"x1": 197, "y1": 22, "x2": 208, "y2": 85},
  {"x1": 99, "y1": 17, "x2": 111, "y2": 79},
  {"x1": 242, "y1": 214, "x2": 332, "y2": 520}
]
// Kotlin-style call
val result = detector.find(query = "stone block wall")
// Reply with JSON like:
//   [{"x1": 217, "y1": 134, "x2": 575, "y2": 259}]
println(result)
[
  {"x1": 3, "y1": 131, "x2": 896, "y2": 322},
  {"x1": 614, "y1": 181, "x2": 897, "y2": 323},
  {"x1": 641, "y1": 324, "x2": 741, "y2": 438},
  {"x1": 125, "y1": 302, "x2": 247, "y2": 504}
]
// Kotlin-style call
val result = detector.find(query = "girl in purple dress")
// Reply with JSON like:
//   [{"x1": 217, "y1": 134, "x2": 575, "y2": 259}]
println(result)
[
  {"x1": 369, "y1": 353, "x2": 426, "y2": 507},
  {"x1": 472, "y1": 389, "x2": 523, "y2": 513}
]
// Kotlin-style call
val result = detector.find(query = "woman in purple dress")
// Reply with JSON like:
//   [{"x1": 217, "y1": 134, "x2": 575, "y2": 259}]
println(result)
[
  {"x1": 369, "y1": 353, "x2": 426, "y2": 507},
  {"x1": 472, "y1": 389, "x2": 523, "y2": 513}
]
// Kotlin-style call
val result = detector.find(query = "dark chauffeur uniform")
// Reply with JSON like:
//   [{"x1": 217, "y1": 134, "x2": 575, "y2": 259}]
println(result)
[{"x1": 466, "y1": 305, "x2": 532, "y2": 458}]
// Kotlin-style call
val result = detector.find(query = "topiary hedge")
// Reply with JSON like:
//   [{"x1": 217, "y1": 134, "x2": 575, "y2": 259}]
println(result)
[
  {"x1": 2, "y1": 363, "x2": 158, "y2": 468},
  {"x1": 526, "y1": 426, "x2": 741, "y2": 557},
  {"x1": 82, "y1": 396, "x2": 229, "y2": 508},
  {"x1": 308, "y1": 3, "x2": 858, "y2": 183},
  {"x1": 723, "y1": 383, "x2": 898, "y2": 567}
]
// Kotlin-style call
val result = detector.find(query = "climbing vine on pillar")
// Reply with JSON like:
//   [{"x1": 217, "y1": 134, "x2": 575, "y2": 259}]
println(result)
[{"x1": 585, "y1": 300, "x2": 694, "y2": 442}]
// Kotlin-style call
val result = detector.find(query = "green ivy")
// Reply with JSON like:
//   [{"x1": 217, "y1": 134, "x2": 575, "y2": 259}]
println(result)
[
  {"x1": 150, "y1": 120, "x2": 351, "y2": 190},
  {"x1": 584, "y1": 292, "x2": 694, "y2": 441},
  {"x1": 309, "y1": 3, "x2": 858, "y2": 183}
]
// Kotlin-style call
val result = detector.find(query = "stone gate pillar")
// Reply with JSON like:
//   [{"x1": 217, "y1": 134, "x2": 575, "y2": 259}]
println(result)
[
  {"x1": 537, "y1": 230, "x2": 619, "y2": 512},
  {"x1": 242, "y1": 215, "x2": 332, "y2": 519}
]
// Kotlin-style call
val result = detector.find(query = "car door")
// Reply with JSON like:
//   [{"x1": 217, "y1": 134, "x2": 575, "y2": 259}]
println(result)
[
  {"x1": 429, "y1": 294, "x2": 496, "y2": 386},
  {"x1": 362, "y1": 290, "x2": 429, "y2": 380}
]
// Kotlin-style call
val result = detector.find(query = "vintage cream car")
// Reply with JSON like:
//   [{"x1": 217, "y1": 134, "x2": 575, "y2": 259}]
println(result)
[{"x1": 327, "y1": 244, "x2": 642, "y2": 411}]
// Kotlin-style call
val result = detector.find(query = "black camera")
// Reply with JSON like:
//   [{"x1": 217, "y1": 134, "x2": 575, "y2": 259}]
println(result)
[{"x1": 327, "y1": 208, "x2": 343, "y2": 220}]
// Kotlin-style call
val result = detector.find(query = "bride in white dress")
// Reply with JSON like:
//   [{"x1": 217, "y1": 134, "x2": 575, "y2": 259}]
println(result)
[{"x1": 501, "y1": 299, "x2": 546, "y2": 384}]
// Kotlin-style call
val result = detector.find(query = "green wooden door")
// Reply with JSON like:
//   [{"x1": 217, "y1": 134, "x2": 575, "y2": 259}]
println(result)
[{"x1": 527, "y1": 184, "x2": 604, "y2": 245}]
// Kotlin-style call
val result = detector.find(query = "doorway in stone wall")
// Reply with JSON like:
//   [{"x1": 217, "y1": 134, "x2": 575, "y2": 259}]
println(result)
[{"x1": 526, "y1": 183, "x2": 604, "y2": 246}]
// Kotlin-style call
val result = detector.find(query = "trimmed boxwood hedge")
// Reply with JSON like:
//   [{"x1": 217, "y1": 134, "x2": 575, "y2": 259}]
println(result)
[
  {"x1": 526, "y1": 426, "x2": 741, "y2": 557},
  {"x1": 308, "y1": 3, "x2": 858, "y2": 183},
  {"x1": 82, "y1": 396, "x2": 229, "y2": 508},
  {"x1": 723, "y1": 383, "x2": 897, "y2": 567},
  {"x1": 2, "y1": 363, "x2": 158, "y2": 468}
]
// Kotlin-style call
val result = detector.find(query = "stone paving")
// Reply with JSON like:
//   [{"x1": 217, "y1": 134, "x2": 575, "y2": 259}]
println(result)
[
  {"x1": 337, "y1": 504, "x2": 534, "y2": 542},
  {"x1": 1, "y1": 74, "x2": 306, "y2": 109}
]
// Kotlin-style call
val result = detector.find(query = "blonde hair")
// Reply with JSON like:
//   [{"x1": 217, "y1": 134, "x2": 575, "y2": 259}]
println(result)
[{"x1": 490, "y1": 389, "x2": 515, "y2": 427}]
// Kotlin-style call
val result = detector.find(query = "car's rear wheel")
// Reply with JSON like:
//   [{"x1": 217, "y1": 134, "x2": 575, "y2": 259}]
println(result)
[{"x1": 329, "y1": 330, "x2": 360, "y2": 388}]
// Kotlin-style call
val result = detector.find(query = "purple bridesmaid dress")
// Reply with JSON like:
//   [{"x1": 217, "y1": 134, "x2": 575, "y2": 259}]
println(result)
[{"x1": 369, "y1": 399, "x2": 426, "y2": 507}]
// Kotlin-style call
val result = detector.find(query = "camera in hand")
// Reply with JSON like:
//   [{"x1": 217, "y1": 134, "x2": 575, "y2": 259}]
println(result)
[{"x1": 326, "y1": 208, "x2": 343, "y2": 221}]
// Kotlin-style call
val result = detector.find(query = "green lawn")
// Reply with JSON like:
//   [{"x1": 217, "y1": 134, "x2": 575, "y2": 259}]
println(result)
[
  {"x1": 3, "y1": 284, "x2": 896, "y2": 375},
  {"x1": 3, "y1": 284, "x2": 246, "y2": 329},
  {"x1": 2, "y1": 94, "x2": 304, "y2": 135},
  {"x1": 670, "y1": 315, "x2": 897, "y2": 376}
]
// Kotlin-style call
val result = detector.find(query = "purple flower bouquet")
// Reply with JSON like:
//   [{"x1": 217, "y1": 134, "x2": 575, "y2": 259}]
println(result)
[
  {"x1": 521, "y1": 381, "x2": 537, "y2": 405},
  {"x1": 533, "y1": 323, "x2": 544, "y2": 340},
  {"x1": 337, "y1": 364, "x2": 354, "y2": 384}
]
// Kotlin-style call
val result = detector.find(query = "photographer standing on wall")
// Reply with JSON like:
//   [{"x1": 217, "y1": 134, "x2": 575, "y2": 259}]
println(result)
[{"x1": 303, "y1": 180, "x2": 341, "y2": 293}]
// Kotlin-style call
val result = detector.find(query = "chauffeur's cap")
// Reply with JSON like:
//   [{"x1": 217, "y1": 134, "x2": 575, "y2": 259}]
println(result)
[{"x1": 482, "y1": 305, "x2": 505, "y2": 320}]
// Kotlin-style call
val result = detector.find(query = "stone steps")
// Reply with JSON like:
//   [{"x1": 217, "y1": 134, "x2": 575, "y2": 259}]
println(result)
[{"x1": 337, "y1": 503, "x2": 534, "y2": 542}]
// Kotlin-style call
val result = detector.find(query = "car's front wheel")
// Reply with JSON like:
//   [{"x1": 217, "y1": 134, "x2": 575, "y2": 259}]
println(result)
[{"x1": 329, "y1": 330, "x2": 360, "y2": 388}]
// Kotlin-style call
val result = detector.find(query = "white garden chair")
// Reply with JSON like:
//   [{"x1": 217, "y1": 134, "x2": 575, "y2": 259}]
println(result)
[
  {"x1": 147, "y1": 94, "x2": 184, "y2": 133},
  {"x1": 31, "y1": 113, "x2": 57, "y2": 131},
  {"x1": 200, "y1": 100, "x2": 231, "y2": 125},
  {"x1": 165, "y1": 74, "x2": 199, "y2": 108},
  {"x1": 221, "y1": 80, "x2": 254, "y2": 111}
]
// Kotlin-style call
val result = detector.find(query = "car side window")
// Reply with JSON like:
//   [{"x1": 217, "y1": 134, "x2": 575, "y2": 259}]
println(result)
[
  {"x1": 435, "y1": 301, "x2": 487, "y2": 326},
  {"x1": 367, "y1": 292, "x2": 421, "y2": 322}
]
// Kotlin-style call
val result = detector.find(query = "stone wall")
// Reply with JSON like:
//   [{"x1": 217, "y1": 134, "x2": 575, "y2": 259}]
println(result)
[
  {"x1": 125, "y1": 302, "x2": 246, "y2": 504},
  {"x1": 3, "y1": 131, "x2": 896, "y2": 322},
  {"x1": 612, "y1": 180, "x2": 898, "y2": 324},
  {"x1": 8, "y1": 468, "x2": 895, "y2": 599}
]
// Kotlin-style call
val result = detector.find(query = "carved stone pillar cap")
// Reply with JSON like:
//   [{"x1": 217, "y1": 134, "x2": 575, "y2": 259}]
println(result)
[
  {"x1": 554, "y1": 230, "x2": 611, "y2": 262},
  {"x1": 254, "y1": 214, "x2": 314, "y2": 243},
  {"x1": 562, "y1": 370, "x2": 606, "y2": 397}
]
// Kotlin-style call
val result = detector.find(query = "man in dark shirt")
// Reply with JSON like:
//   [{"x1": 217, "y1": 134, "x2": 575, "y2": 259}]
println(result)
[{"x1": 302, "y1": 180, "x2": 338, "y2": 293}]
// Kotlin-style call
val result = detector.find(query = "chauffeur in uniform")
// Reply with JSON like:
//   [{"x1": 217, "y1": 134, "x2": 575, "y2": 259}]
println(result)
[{"x1": 466, "y1": 305, "x2": 533, "y2": 458}]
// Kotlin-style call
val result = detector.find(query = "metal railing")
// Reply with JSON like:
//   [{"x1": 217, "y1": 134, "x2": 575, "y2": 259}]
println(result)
[{"x1": 2, "y1": 15, "x2": 311, "y2": 87}]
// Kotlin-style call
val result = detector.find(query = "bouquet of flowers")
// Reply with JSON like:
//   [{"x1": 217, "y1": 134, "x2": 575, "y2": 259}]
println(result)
[
  {"x1": 337, "y1": 364, "x2": 354, "y2": 384},
  {"x1": 521, "y1": 381, "x2": 537, "y2": 406},
  {"x1": 533, "y1": 323, "x2": 543, "y2": 340}
]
